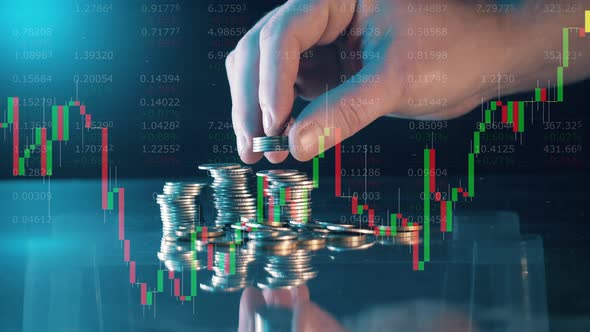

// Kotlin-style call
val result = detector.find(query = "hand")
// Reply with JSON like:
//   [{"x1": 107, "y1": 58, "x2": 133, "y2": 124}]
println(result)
[
  {"x1": 238, "y1": 285, "x2": 345, "y2": 332},
  {"x1": 237, "y1": 285, "x2": 476, "y2": 332},
  {"x1": 226, "y1": 0, "x2": 590, "y2": 163}
]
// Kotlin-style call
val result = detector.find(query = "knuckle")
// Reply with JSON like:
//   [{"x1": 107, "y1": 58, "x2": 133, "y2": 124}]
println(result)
[
  {"x1": 335, "y1": 100, "x2": 365, "y2": 133},
  {"x1": 230, "y1": 108, "x2": 246, "y2": 134},
  {"x1": 225, "y1": 51, "x2": 235, "y2": 71},
  {"x1": 259, "y1": 18, "x2": 279, "y2": 43},
  {"x1": 259, "y1": 8, "x2": 295, "y2": 44},
  {"x1": 234, "y1": 30, "x2": 258, "y2": 54}
]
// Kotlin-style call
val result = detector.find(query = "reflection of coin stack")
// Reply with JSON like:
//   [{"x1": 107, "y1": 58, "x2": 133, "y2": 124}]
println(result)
[
  {"x1": 199, "y1": 163, "x2": 257, "y2": 226},
  {"x1": 258, "y1": 249, "x2": 318, "y2": 290},
  {"x1": 257, "y1": 169, "x2": 314, "y2": 225},
  {"x1": 158, "y1": 227, "x2": 224, "y2": 271},
  {"x1": 245, "y1": 229, "x2": 319, "y2": 290},
  {"x1": 157, "y1": 239, "x2": 205, "y2": 272},
  {"x1": 295, "y1": 231, "x2": 327, "y2": 252},
  {"x1": 247, "y1": 229, "x2": 299, "y2": 256},
  {"x1": 200, "y1": 246, "x2": 256, "y2": 293},
  {"x1": 376, "y1": 224, "x2": 423, "y2": 246},
  {"x1": 157, "y1": 227, "x2": 226, "y2": 272},
  {"x1": 156, "y1": 182, "x2": 207, "y2": 272},
  {"x1": 292, "y1": 220, "x2": 378, "y2": 251},
  {"x1": 325, "y1": 233, "x2": 376, "y2": 251}
]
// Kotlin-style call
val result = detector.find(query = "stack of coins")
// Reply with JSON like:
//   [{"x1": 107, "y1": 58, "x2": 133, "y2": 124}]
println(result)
[
  {"x1": 157, "y1": 182, "x2": 207, "y2": 240},
  {"x1": 153, "y1": 167, "x2": 426, "y2": 289},
  {"x1": 163, "y1": 181, "x2": 206, "y2": 198},
  {"x1": 257, "y1": 169, "x2": 314, "y2": 225},
  {"x1": 199, "y1": 163, "x2": 257, "y2": 226},
  {"x1": 253, "y1": 136, "x2": 289, "y2": 152},
  {"x1": 200, "y1": 246, "x2": 256, "y2": 293}
]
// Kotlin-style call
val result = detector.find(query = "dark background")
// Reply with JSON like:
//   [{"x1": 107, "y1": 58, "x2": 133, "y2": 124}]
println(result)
[
  {"x1": 0, "y1": 0, "x2": 586, "y2": 181},
  {"x1": 0, "y1": 1, "x2": 589, "y2": 329}
]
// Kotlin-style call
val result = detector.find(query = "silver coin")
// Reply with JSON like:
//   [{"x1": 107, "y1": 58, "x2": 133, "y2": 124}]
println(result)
[
  {"x1": 256, "y1": 169, "x2": 299, "y2": 177},
  {"x1": 198, "y1": 163, "x2": 242, "y2": 170},
  {"x1": 260, "y1": 276, "x2": 304, "y2": 288},
  {"x1": 325, "y1": 225, "x2": 375, "y2": 235},
  {"x1": 248, "y1": 230, "x2": 280, "y2": 241},
  {"x1": 252, "y1": 136, "x2": 289, "y2": 152}
]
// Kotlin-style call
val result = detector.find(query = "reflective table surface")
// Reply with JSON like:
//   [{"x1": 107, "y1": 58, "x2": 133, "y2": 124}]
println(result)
[{"x1": 1, "y1": 174, "x2": 588, "y2": 332}]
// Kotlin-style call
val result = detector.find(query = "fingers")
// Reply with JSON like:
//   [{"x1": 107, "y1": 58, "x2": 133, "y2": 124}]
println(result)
[
  {"x1": 263, "y1": 149, "x2": 290, "y2": 164},
  {"x1": 258, "y1": 0, "x2": 356, "y2": 136},
  {"x1": 261, "y1": 284, "x2": 310, "y2": 308},
  {"x1": 240, "y1": 285, "x2": 344, "y2": 332},
  {"x1": 238, "y1": 287, "x2": 266, "y2": 332},
  {"x1": 239, "y1": 285, "x2": 310, "y2": 332},
  {"x1": 292, "y1": 302, "x2": 346, "y2": 332},
  {"x1": 289, "y1": 62, "x2": 394, "y2": 161},
  {"x1": 262, "y1": 106, "x2": 296, "y2": 165},
  {"x1": 230, "y1": 0, "x2": 358, "y2": 164},
  {"x1": 227, "y1": 8, "x2": 280, "y2": 164}
]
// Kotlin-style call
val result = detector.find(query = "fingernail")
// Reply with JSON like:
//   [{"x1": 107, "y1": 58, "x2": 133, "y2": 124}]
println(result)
[
  {"x1": 291, "y1": 288, "x2": 301, "y2": 303},
  {"x1": 237, "y1": 134, "x2": 247, "y2": 156},
  {"x1": 294, "y1": 122, "x2": 321, "y2": 160},
  {"x1": 263, "y1": 112, "x2": 273, "y2": 133}
]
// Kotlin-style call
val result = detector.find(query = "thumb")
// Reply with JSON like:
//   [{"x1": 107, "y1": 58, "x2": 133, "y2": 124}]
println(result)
[
  {"x1": 292, "y1": 302, "x2": 346, "y2": 332},
  {"x1": 289, "y1": 63, "x2": 394, "y2": 161},
  {"x1": 238, "y1": 287, "x2": 266, "y2": 332}
]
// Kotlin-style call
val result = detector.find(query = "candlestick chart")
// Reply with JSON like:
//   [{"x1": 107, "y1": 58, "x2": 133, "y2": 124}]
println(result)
[{"x1": 1, "y1": 5, "x2": 588, "y2": 312}]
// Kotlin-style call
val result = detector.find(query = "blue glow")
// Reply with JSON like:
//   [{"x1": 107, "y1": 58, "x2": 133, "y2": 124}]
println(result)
[{"x1": 0, "y1": 0, "x2": 69, "y2": 24}]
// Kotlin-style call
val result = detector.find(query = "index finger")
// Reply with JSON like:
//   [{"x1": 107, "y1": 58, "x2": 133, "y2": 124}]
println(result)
[{"x1": 257, "y1": 0, "x2": 357, "y2": 137}]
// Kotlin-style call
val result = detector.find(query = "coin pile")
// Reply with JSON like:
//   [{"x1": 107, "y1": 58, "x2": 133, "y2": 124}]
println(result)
[
  {"x1": 157, "y1": 182, "x2": 207, "y2": 240},
  {"x1": 153, "y1": 164, "x2": 426, "y2": 291},
  {"x1": 199, "y1": 163, "x2": 257, "y2": 226},
  {"x1": 257, "y1": 169, "x2": 314, "y2": 225},
  {"x1": 253, "y1": 136, "x2": 289, "y2": 152}
]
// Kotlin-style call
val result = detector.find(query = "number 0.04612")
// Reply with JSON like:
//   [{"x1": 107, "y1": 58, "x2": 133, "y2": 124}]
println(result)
[{"x1": 12, "y1": 216, "x2": 52, "y2": 224}]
